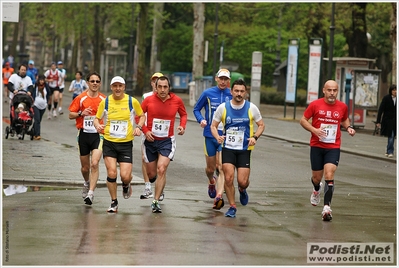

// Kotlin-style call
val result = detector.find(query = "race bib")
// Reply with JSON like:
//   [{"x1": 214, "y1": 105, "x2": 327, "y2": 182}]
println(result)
[
  {"x1": 152, "y1": 118, "x2": 171, "y2": 138},
  {"x1": 83, "y1": 116, "x2": 96, "y2": 133},
  {"x1": 320, "y1": 123, "x2": 338, "y2": 143},
  {"x1": 110, "y1": 120, "x2": 128, "y2": 138},
  {"x1": 225, "y1": 129, "x2": 244, "y2": 150}
]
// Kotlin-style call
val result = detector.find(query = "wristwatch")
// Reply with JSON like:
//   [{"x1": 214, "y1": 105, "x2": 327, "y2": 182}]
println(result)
[
  {"x1": 78, "y1": 111, "x2": 82, "y2": 117},
  {"x1": 252, "y1": 135, "x2": 258, "y2": 141}
]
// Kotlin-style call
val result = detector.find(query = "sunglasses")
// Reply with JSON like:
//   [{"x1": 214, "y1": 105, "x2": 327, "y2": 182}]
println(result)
[{"x1": 90, "y1": 80, "x2": 101, "y2": 84}]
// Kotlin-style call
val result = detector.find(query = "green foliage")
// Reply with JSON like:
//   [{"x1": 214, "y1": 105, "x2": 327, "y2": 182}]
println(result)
[{"x1": 158, "y1": 23, "x2": 193, "y2": 71}]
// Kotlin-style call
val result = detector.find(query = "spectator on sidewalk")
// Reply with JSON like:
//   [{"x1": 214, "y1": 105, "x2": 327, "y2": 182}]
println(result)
[
  {"x1": 31, "y1": 75, "x2": 50, "y2": 140},
  {"x1": 376, "y1": 84, "x2": 397, "y2": 158},
  {"x1": 3, "y1": 62, "x2": 14, "y2": 103}
]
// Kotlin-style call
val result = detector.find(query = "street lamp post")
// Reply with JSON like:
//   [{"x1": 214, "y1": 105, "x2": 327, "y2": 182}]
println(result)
[
  {"x1": 126, "y1": 33, "x2": 134, "y2": 96},
  {"x1": 212, "y1": 3, "x2": 219, "y2": 85},
  {"x1": 327, "y1": 3, "x2": 335, "y2": 80}
]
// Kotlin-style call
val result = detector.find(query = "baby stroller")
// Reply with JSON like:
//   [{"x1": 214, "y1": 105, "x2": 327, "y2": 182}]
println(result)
[{"x1": 5, "y1": 90, "x2": 35, "y2": 140}]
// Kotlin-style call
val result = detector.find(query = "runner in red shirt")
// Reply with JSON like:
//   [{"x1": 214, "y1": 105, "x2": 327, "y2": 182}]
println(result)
[
  {"x1": 141, "y1": 76, "x2": 187, "y2": 213},
  {"x1": 68, "y1": 71, "x2": 106, "y2": 205},
  {"x1": 300, "y1": 80, "x2": 356, "y2": 221}
]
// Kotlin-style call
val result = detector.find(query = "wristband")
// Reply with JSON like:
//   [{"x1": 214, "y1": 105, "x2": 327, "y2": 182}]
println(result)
[
  {"x1": 346, "y1": 126, "x2": 353, "y2": 130},
  {"x1": 252, "y1": 135, "x2": 258, "y2": 141},
  {"x1": 136, "y1": 125, "x2": 142, "y2": 131}
]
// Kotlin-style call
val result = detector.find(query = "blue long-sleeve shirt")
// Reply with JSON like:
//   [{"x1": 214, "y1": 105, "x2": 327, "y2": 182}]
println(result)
[{"x1": 193, "y1": 86, "x2": 232, "y2": 138}]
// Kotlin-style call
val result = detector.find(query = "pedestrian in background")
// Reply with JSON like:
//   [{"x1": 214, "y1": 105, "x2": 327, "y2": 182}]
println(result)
[
  {"x1": 57, "y1": 61, "x2": 67, "y2": 115},
  {"x1": 138, "y1": 72, "x2": 164, "y2": 200},
  {"x1": 376, "y1": 84, "x2": 397, "y2": 158},
  {"x1": 3, "y1": 62, "x2": 14, "y2": 103},
  {"x1": 69, "y1": 71, "x2": 106, "y2": 205},
  {"x1": 193, "y1": 68, "x2": 232, "y2": 210},
  {"x1": 44, "y1": 62, "x2": 62, "y2": 119},
  {"x1": 94, "y1": 76, "x2": 145, "y2": 213},
  {"x1": 300, "y1": 80, "x2": 356, "y2": 221},
  {"x1": 141, "y1": 76, "x2": 187, "y2": 213},
  {"x1": 31, "y1": 75, "x2": 50, "y2": 140},
  {"x1": 210, "y1": 79, "x2": 265, "y2": 218},
  {"x1": 27, "y1": 60, "x2": 38, "y2": 85},
  {"x1": 69, "y1": 71, "x2": 88, "y2": 100}
]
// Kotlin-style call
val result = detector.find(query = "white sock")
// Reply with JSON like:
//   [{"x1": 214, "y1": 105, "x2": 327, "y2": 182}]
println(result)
[
  {"x1": 145, "y1": 182, "x2": 151, "y2": 189},
  {"x1": 88, "y1": 190, "x2": 94, "y2": 195}
]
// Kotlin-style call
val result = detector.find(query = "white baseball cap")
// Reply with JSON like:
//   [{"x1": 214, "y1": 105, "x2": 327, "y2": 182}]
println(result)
[
  {"x1": 110, "y1": 76, "x2": 125, "y2": 85},
  {"x1": 217, "y1": 69, "x2": 230, "y2": 79}
]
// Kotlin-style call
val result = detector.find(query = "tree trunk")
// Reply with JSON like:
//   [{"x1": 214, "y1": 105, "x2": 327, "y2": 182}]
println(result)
[
  {"x1": 135, "y1": 3, "x2": 149, "y2": 96},
  {"x1": 192, "y1": 3, "x2": 205, "y2": 79},
  {"x1": 150, "y1": 3, "x2": 164, "y2": 75},
  {"x1": 348, "y1": 3, "x2": 368, "y2": 57},
  {"x1": 391, "y1": 2, "x2": 397, "y2": 85}
]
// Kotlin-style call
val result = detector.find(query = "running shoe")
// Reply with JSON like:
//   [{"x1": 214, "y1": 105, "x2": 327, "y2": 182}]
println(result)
[
  {"x1": 151, "y1": 200, "x2": 162, "y2": 213},
  {"x1": 84, "y1": 193, "x2": 94, "y2": 205},
  {"x1": 310, "y1": 182, "x2": 323, "y2": 206},
  {"x1": 388, "y1": 154, "x2": 394, "y2": 158},
  {"x1": 239, "y1": 188, "x2": 249, "y2": 206},
  {"x1": 47, "y1": 112, "x2": 52, "y2": 120},
  {"x1": 213, "y1": 196, "x2": 224, "y2": 210},
  {"x1": 322, "y1": 205, "x2": 332, "y2": 221},
  {"x1": 122, "y1": 183, "x2": 132, "y2": 199},
  {"x1": 53, "y1": 109, "x2": 57, "y2": 117},
  {"x1": 82, "y1": 182, "x2": 90, "y2": 199},
  {"x1": 140, "y1": 188, "x2": 153, "y2": 199},
  {"x1": 58, "y1": 107, "x2": 63, "y2": 115},
  {"x1": 225, "y1": 206, "x2": 237, "y2": 218},
  {"x1": 159, "y1": 192, "x2": 165, "y2": 201},
  {"x1": 208, "y1": 175, "x2": 217, "y2": 198},
  {"x1": 107, "y1": 201, "x2": 118, "y2": 213}
]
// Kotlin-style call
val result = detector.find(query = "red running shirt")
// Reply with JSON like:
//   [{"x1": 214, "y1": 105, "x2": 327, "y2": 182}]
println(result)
[
  {"x1": 141, "y1": 93, "x2": 187, "y2": 140},
  {"x1": 303, "y1": 98, "x2": 349, "y2": 149}
]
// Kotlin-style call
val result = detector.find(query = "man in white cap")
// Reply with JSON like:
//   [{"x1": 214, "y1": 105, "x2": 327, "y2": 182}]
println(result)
[
  {"x1": 93, "y1": 76, "x2": 145, "y2": 213},
  {"x1": 193, "y1": 68, "x2": 232, "y2": 210}
]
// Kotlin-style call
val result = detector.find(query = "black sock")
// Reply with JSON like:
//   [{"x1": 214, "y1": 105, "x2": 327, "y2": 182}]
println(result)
[
  {"x1": 324, "y1": 180, "x2": 334, "y2": 206},
  {"x1": 53, "y1": 102, "x2": 58, "y2": 109},
  {"x1": 311, "y1": 177, "x2": 320, "y2": 191},
  {"x1": 48, "y1": 104, "x2": 52, "y2": 111}
]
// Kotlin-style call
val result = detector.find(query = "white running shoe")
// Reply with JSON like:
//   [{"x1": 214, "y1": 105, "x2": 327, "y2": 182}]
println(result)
[
  {"x1": 140, "y1": 188, "x2": 153, "y2": 199},
  {"x1": 47, "y1": 112, "x2": 52, "y2": 120},
  {"x1": 58, "y1": 107, "x2": 63, "y2": 115},
  {"x1": 82, "y1": 183, "x2": 90, "y2": 199},
  {"x1": 84, "y1": 193, "x2": 94, "y2": 205},
  {"x1": 159, "y1": 192, "x2": 165, "y2": 201},
  {"x1": 310, "y1": 182, "x2": 323, "y2": 206},
  {"x1": 53, "y1": 109, "x2": 57, "y2": 117},
  {"x1": 322, "y1": 205, "x2": 332, "y2": 221}
]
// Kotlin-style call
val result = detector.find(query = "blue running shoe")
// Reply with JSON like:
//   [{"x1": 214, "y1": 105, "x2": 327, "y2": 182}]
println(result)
[
  {"x1": 239, "y1": 188, "x2": 249, "y2": 206},
  {"x1": 225, "y1": 206, "x2": 237, "y2": 218},
  {"x1": 208, "y1": 175, "x2": 217, "y2": 198}
]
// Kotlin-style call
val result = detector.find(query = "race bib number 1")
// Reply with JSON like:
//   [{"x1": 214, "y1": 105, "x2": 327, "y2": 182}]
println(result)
[
  {"x1": 83, "y1": 116, "x2": 96, "y2": 133},
  {"x1": 110, "y1": 120, "x2": 128, "y2": 138},
  {"x1": 320, "y1": 123, "x2": 338, "y2": 143}
]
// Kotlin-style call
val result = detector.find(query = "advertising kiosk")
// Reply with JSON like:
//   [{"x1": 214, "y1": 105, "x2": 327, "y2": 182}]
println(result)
[{"x1": 328, "y1": 57, "x2": 376, "y2": 127}]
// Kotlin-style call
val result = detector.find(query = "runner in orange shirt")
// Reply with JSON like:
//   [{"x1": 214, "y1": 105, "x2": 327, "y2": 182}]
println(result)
[
  {"x1": 68, "y1": 71, "x2": 106, "y2": 205},
  {"x1": 3, "y1": 62, "x2": 14, "y2": 103}
]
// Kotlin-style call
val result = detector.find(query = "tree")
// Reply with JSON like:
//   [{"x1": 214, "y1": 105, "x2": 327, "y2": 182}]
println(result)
[
  {"x1": 135, "y1": 3, "x2": 149, "y2": 95},
  {"x1": 192, "y1": 3, "x2": 205, "y2": 79}
]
